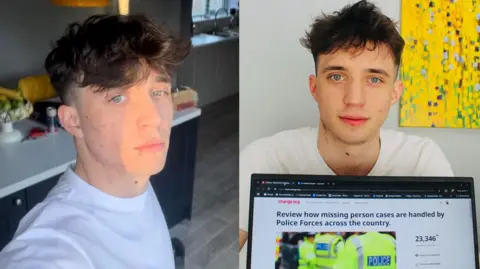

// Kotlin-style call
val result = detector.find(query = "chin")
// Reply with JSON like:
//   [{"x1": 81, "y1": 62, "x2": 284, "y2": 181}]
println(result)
[
  {"x1": 338, "y1": 136, "x2": 370, "y2": 145},
  {"x1": 131, "y1": 166, "x2": 164, "y2": 177},
  {"x1": 147, "y1": 161, "x2": 166, "y2": 175},
  {"x1": 330, "y1": 126, "x2": 373, "y2": 145},
  {"x1": 338, "y1": 130, "x2": 375, "y2": 145},
  {"x1": 126, "y1": 159, "x2": 167, "y2": 177}
]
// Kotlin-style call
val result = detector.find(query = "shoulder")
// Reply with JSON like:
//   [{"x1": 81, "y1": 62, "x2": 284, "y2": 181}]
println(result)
[
  {"x1": 13, "y1": 192, "x2": 98, "y2": 247},
  {"x1": 16, "y1": 186, "x2": 90, "y2": 234},
  {"x1": 380, "y1": 129, "x2": 453, "y2": 176},
  {"x1": 242, "y1": 126, "x2": 316, "y2": 149},
  {"x1": 380, "y1": 129, "x2": 445, "y2": 158},
  {"x1": 241, "y1": 126, "x2": 316, "y2": 160},
  {"x1": 380, "y1": 129, "x2": 440, "y2": 150},
  {"x1": 0, "y1": 201, "x2": 93, "y2": 268},
  {"x1": 240, "y1": 126, "x2": 318, "y2": 176},
  {"x1": 0, "y1": 234, "x2": 92, "y2": 269},
  {"x1": 239, "y1": 127, "x2": 317, "y2": 231},
  {"x1": 381, "y1": 233, "x2": 396, "y2": 242},
  {"x1": 0, "y1": 197, "x2": 95, "y2": 267},
  {"x1": 342, "y1": 236, "x2": 361, "y2": 251}
]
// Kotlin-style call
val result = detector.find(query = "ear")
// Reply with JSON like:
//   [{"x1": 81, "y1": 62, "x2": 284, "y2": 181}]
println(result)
[
  {"x1": 58, "y1": 104, "x2": 84, "y2": 138},
  {"x1": 309, "y1": 74, "x2": 319, "y2": 102},
  {"x1": 391, "y1": 80, "x2": 404, "y2": 105}
]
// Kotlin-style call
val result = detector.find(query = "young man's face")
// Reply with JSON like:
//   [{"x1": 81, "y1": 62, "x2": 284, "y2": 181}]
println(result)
[
  {"x1": 309, "y1": 43, "x2": 403, "y2": 145},
  {"x1": 61, "y1": 69, "x2": 174, "y2": 177}
]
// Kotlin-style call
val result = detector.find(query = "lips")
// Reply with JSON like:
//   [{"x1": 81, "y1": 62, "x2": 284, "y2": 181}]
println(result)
[
  {"x1": 135, "y1": 140, "x2": 165, "y2": 152},
  {"x1": 339, "y1": 116, "x2": 369, "y2": 126}
]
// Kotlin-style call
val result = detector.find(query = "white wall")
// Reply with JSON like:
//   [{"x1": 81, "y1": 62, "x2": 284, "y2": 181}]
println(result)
[{"x1": 240, "y1": 0, "x2": 480, "y2": 229}]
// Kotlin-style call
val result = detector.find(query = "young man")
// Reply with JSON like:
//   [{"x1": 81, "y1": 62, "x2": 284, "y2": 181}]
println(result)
[
  {"x1": 0, "y1": 14, "x2": 190, "y2": 268},
  {"x1": 239, "y1": 0, "x2": 453, "y2": 253}
]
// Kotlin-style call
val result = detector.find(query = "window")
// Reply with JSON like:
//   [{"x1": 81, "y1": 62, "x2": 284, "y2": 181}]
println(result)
[{"x1": 192, "y1": 0, "x2": 229, "y2": 18}]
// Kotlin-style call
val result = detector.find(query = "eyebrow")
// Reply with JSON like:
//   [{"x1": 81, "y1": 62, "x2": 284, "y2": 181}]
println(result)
[
  {"x1": 366, "y1": 68, "x2": 390, "y2": 78},
  {"x1": 154, "y1": 74, "x2": 171, "y2": 83},
  {"x1": 321, "y1": 65, "x2": 390, "y2": 78}
]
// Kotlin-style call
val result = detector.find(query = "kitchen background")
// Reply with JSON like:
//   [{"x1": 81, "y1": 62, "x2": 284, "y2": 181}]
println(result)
[{"x1": 0, "y1": 1, "x2": 239, "y2": 269}]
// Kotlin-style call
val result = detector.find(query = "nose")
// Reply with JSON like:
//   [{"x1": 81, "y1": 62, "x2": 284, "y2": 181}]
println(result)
[
  {"x1": 343, "y1": 79, "x2": 366, "y2": 107},
  {"x1": 136, "y1": 98, "x2": 162, "y2": 128}
]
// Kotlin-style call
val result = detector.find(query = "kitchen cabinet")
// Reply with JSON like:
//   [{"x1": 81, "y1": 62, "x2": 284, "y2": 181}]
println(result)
[
  {"x1": 0, "y1": 189, "x2": 27, "y2": 250},
  {"x1": 216, "y1": 40, "x2": 239, "y2": 102},
  {"x1": 191, "y1": 45, "x2": 219, "y2": 107},
  {"x1": 150, "y1": 117, "x2": 199, "y2": 228},
  {"x1": 177, "y1": 38, "x2": 239, "y2": 107},
  {"x1": 0, "y1": 116, "x2": 199, "y2": 251},
  {"x1": 0, "y1": 219, "x2": 8, "y2": 252},
  {"x1": 26, "y1": 174, "x2": 60, "y2": 211}
]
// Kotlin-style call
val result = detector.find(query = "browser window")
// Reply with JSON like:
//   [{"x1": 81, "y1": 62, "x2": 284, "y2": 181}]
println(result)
[{"x1": 248, "y1": 178, "x2": 477, "y2": 269}]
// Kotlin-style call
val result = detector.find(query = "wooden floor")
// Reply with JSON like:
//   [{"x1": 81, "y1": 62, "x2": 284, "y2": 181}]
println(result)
[{"x1": 170, "y1": 94, "x2": 239, "y2": 269}]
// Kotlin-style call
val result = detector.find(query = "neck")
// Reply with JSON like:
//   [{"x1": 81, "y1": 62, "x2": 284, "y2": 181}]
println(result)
[
  {"x1": 74, "y1": 153, "x2": 149, "y2": 198},
  {"x1": 317, "y1": 124, "x2": 380, "y2": 176}
]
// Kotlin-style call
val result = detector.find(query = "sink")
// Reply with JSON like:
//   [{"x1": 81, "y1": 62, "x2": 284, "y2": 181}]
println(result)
[
  {"x1": 214, "y1": 30, "x2": 239, "y2": 38},
  {"x1": 194, "y1": 33, "x2": 223, "y2": 42},
  {"x1": 202, "y1": 29, "x2": 239, "y2": 38},
  {"x1": 191, "y1": 31, "x2": 239, "y2": 47},
  {"x1": 191, "y1": 33, "x2": 225, "y2": 47}
]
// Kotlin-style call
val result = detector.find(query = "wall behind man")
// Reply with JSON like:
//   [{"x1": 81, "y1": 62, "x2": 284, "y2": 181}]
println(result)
[
  {"x1": 0, "y1": 0, "x2": 184, "y2": 88},
  {"x1": 240, "y1": 0, "x2": 480, "y2": 228}
]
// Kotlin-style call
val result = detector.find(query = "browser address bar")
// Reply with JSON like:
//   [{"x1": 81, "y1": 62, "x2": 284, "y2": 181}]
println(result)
[{"x1": 280, "y1": 188, "x2": 431, "y2": 193}]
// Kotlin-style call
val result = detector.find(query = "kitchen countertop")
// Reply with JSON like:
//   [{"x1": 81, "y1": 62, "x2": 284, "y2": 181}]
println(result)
[
  {"x1": 192, "y1": 33, "x2": 239, "y2": 48},
  {"x1": 0, "y1": 107, "x2": 201, "y2": 199}
]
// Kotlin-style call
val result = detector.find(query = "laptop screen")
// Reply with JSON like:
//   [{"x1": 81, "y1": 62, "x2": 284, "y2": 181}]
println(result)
[{"x1": 247, "y1": 174, "x2": 479, "y2": 269}]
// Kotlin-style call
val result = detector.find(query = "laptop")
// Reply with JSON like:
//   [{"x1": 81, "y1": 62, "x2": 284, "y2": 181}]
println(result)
[{"x1": 246, "y1": 174, "x2": 479, "y2": 269}]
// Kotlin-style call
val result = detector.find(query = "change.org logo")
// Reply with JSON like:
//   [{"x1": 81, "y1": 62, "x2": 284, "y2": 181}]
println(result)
[{"x1": 277, "y1": 199, "x2": 300, "y2": 205}]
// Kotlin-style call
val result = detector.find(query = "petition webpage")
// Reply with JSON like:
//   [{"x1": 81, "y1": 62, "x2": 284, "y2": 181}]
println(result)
[{"x1": 249, "y1": 179, "x2": 476, "y2": 269}]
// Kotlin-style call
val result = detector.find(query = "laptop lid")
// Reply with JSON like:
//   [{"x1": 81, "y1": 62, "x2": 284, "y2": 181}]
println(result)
[{"x1": 246, "y1": 174, "x2": 479, "y2": 269}]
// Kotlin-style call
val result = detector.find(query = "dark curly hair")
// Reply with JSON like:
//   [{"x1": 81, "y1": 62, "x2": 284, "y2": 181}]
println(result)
[
  {"x1": 45, "y1": 14, "x2": 192, "y2": 104},
  {"x1": 300, "y1": 0, "x2": 405, "y2": 72}
]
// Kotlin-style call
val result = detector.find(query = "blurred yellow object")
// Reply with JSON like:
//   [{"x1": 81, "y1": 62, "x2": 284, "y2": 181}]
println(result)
[
  {"x1": 400, "y1": 0, "x2": 480, "y2": 128},
  {"x1": 18, "y1": 75, "x2": 57, "y2": 103},
  {"x1": 173, "y1": 87, "x2": 198, "y2": 112},
  {"x1": 0, "y1": 87, "x2": 22, "y2": 101},
  {"x1": 118, "y1": 0, "x2": 129, "y2": 15},
  {"x1": 51, "y1": 0, "x2": 109, "y2": 7}
]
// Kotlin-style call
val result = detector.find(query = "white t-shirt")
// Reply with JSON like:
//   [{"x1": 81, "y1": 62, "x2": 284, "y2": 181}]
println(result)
[
  {"x1": 239, "y1": 127, "x2": 453, "y2": 263},
  {"x1": 0, "y1": 165, "x2": 175, "y2": 269}
]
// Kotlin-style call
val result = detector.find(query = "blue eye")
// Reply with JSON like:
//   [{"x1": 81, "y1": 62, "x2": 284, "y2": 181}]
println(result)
[
  {"x1": 370, "y1": 77, "x2": 382, "y2": 84},
  {"x1": 110, "y1": 95, "x2": 126, "y2": 103},
  {"x1": 329, "y1": 74, "x2": 344, "y2": 81},
  {"x1": 152, "y1": 90, "x2": 170, "y2": 97}
]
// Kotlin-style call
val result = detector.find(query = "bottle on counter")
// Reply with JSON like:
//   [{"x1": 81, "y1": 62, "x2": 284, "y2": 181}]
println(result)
[{"x1": 46, "y1": 107, "x2": 57, "y2": 133}]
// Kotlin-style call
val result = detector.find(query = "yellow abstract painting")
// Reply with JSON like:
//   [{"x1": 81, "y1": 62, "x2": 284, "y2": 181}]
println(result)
[{"x1": 400, "y1": 0, "x2": 480, "y2": 128}]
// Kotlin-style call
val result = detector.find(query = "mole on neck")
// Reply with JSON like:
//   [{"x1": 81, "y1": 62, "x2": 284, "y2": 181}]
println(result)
[{"x1": 345, "y1": 152, "x2": 350, "y2": 156}]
